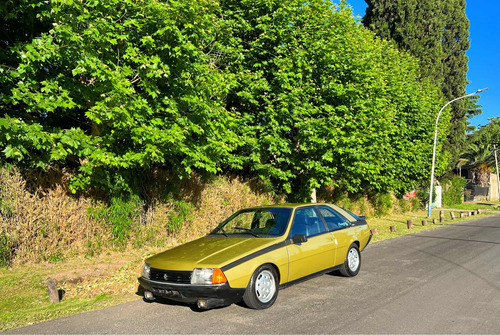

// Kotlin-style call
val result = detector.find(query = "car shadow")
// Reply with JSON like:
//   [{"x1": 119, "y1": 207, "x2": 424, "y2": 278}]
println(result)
[{"x1": 326, "y1": 270, "x2": 343, "y2": 277}]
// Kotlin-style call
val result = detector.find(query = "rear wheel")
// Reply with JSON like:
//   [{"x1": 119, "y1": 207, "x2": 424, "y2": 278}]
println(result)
[
  {"x1": 339, "y1": 243, "x2": 361, "y2": 277},
  {"x1": 243, "y1": 264, "x2": 279, "y2": 309}
]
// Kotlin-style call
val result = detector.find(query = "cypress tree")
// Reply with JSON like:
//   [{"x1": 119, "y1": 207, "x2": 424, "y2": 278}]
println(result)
[
  {"x1": 363, "y1": 0, "x2": 472, "y2": 167},
  {"x1": 441, "y1": 0, "x2": 470, "y2": 165}
]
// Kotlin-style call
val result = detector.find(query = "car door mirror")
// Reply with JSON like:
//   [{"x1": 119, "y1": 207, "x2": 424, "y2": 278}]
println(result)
[{"x1": 292, "y1": 234, "x2": 307, "y2": 244}]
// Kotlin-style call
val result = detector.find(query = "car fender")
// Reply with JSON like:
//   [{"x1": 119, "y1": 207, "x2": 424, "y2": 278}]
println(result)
[{"x1": 221, "y1": 241, "x2": 289, "y2": 289}]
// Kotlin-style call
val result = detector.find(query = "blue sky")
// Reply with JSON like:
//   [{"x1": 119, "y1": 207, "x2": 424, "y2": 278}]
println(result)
[{"x1": 342, "y1": 0, "x2": 499, "y2": 129}]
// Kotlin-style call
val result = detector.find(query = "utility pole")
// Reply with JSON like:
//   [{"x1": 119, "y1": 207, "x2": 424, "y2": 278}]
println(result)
[{"x1": 494, "y1": 144, "x2": 500, "y2": 201}]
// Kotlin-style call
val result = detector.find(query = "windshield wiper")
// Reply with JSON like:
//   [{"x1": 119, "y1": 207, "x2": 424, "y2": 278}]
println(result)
[
  {"x1": 233, "y1": 227, "x2": 262, "y2": 238},
  {"x1": 214, "y1": 226, "x2": 228, "y2": 237}
]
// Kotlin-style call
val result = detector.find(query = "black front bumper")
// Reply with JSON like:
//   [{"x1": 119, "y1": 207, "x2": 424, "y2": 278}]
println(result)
[{"x1": 138, "y1": 277, "x2": 245, "y2": 308}]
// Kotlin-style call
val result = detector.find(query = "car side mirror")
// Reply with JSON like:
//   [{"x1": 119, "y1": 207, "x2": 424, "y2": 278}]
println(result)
[{"x1": 292, "y1": 234, "x2": 307, "y2": 244}]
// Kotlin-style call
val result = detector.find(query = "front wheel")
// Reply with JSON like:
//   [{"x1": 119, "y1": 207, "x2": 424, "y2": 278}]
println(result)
[
  {"x1": 243, "y1": 264, "x2": 279, "y2": 309},
  {"x1": 339, "y1": 243, "x2": 361, "y2": 277}
]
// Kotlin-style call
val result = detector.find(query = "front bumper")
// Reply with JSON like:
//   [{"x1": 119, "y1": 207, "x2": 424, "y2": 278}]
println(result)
[{"x1": 138, "y1": 277, "x2": 245, "y2": 308}]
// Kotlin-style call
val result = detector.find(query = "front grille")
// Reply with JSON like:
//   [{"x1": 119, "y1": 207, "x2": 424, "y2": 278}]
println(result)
[{"x1": 149, "y1": 268, "x2": 192, "y2": 284}]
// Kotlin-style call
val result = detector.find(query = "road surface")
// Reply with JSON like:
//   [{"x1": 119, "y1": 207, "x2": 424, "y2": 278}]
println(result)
[{"x1": 6, "y1": 215, "x2": 500, "y2": 334}]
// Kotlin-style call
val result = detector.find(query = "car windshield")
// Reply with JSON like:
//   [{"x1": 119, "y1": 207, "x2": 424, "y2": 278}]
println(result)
[{"x1": 210, "y1": 208, "x2": 292, "y2": 237}]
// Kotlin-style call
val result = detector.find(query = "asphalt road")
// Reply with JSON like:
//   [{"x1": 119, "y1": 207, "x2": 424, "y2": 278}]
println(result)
[{"x1": 6, "y1": 215, "x2": 500, "y2": 334}]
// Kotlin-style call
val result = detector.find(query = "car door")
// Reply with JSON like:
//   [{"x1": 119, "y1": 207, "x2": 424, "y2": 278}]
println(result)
[
  {"x1": 286, "y1": 207, "x2": 336, "y2": 282},
  {"x1": 317, "y1": 205, "x2": 354, "y2": 266}
]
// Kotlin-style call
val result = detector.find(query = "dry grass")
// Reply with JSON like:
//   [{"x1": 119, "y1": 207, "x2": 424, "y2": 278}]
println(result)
[
  {"x1": 0, "y1": 167, "x2": 111, "y2": 265},
  {"x1": 0, "y1": 166, "x2": 280, "y2": 265}
]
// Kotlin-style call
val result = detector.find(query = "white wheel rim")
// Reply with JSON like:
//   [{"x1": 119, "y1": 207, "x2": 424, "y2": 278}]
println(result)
[
  {"x1": 255, "y1": 270, "x2": 276, "y2": 303},
  {"x1": 348, "y1": 248, "x2": 360, "y2": 272}
]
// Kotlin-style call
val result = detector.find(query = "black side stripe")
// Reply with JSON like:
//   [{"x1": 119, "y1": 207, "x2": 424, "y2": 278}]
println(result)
[{"x1": 221, "y1": 240, "x2": 290, "y2": 272}]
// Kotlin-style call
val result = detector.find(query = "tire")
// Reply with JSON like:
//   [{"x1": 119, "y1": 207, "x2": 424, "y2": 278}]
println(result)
[
  {"x1": 339, "y1": 243, "x2": 361, "y2": 277},
  {"x1": 243, "y1": 264, "x2": 279, "y2": 309}
]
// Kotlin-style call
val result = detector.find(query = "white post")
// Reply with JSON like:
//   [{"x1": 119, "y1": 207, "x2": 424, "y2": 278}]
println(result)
[{"x1": 311, "y1": 188, "x2": 317, "y2": 203}]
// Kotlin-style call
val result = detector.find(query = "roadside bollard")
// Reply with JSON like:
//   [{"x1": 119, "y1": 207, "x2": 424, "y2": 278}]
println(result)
[
  {"x1": 47, "y1": 278, "x2": 60, "y2": 304},
  {"x1": 370, "y1": 228, "x2": 378, "y2": 235},
  {"x1": 422, "y1": 220, "x2": 427, "y2": 226},
  {"x1": 450, "y1": 211, "x2": 455, "y2": 220},
  {"x1": 407, "y1": 220, "x2": 413, "y2": 229},
  {"x1": 433, "y1": 218, "x2": 437, "y2": 224},
  {"x1": 390, "y1": 225, "x2": 396, "y2": 232},
  {"x1": 439, "y1": 211, "x2": 445, "y2": 223}
]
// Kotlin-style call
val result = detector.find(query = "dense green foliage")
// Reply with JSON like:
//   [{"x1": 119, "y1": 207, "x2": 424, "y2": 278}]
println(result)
[
  {"x1": 87, "y1": 196, "x2": 143, "y2": 243},
  {"x1": 0, "y1": 0, "x2": 447, "y2": 200},
  {"x1": 441, "y1": 174, "x2": 466, "y2": 206},
  {"x1": 219, "y1": 0, "x2": 447, "y2": 199},
  {"x1": 1, "y1": 0, "x2": 239, "y2": 195},
  {"x1": 363, "y1": 0, "x2": 472, "y2": 167}
]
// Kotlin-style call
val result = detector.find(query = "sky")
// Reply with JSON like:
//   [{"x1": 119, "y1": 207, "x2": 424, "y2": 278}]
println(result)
[{"x1": 342, "y1": 0, "x2": 499, "y2": 129}]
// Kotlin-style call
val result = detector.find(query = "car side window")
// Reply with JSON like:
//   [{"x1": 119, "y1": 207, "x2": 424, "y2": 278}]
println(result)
[
  {"x1": 318, "y1": 206, "x2": 350, "y2": 231},
  {"x1": 290, "y1": 208, "x2": 326, "y2": 238}
]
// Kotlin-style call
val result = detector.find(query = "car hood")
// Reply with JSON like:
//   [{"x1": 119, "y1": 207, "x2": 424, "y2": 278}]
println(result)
[{"x1": 146, "y1": 236, "x2": 280, "y2": 271}]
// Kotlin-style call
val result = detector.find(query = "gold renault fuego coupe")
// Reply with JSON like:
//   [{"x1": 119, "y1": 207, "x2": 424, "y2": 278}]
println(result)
[{"x1": 138, "y1": 203, "x2": 372, "y2": 310}]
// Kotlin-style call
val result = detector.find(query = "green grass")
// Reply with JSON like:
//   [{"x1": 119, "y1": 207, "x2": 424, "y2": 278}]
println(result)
[
  {"x1": 443, "y1": 202, "x2": 500, "y2": 210},
  {"x1": 368, "y1": 209, "x2": 496, "y2": 242},
  {"x1": 0, "y1": 263, "x2": 138, "y2": 331}
]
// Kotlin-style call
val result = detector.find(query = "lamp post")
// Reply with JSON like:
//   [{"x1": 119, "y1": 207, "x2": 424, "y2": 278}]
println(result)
[
  {"x1": 494, "y1": 144, "x2": 500, "y2": 201},
  {"x1": 427, "y1": 88, "x2": 488, "y2": 218}
]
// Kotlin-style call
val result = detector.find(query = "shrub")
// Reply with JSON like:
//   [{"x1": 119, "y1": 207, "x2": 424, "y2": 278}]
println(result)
[
  {"x1": 87, "y1": 196, "x2": 143, "y2": 244},
  {"x1": 370, "y1": 192, "x2": 393, "y2": 217},
  {"x1": 0, "y1": 234, "x2": 12, "y2": 267},
  {"x1": 398, "y1": 198, "x2": 411, "y2": 213},
  {"x1": 442, "y1": 175, "x2": 466, "y2": 206},
  {"x1": 167, "y1": 201, "x2": 194, "y2": 233}
]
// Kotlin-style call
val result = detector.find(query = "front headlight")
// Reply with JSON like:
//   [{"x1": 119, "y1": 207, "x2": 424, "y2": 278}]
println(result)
[
  {"x1": 142, "y1": 263, "x2": 151, "y2": 279},
  {"x1": 191, "y1": 268, "x2": 227, "y2": 285}
]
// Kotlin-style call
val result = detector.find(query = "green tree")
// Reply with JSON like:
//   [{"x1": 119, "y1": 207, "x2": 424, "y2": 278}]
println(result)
[
  {"x1": 1, "y1": 0, "x2": 448, "y2": 201},
  {"x1": 363, "y1": 0, "x2": 472, "y2": 167},
  {"x1": 462, "y1": 117, "x2": 500, "y2": 185},
  {"x1": 441, "y1": 0, "x2": 470, "y2": 167},
  {"x1": 222, "y1": 0, "x2": 446, "y2": 200},
  {"x1": 0, "y1": 0, "x2": 239, "y2": 195}
]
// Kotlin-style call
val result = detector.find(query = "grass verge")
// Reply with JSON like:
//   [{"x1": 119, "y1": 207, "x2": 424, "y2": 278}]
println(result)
[
  {"x1": 1, "y1": 207, "x2": 498, "y2": 331},
  {"x1": 368, "y1": 208, "x2": 497, "y2": 242},
  {"x1": 0, "y1": 249, "x2": 164, "y2": 332}
]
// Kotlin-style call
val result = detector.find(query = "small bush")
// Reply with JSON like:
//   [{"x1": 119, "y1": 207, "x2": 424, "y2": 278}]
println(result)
[
  {"x1": 442, "y1": 175, "x2": 466, "y2": 206},
  {"x1": 87, "y1": 196, "x2": 143, "y2": 244},
  {"x1": 167, "y1": 201, "x2": 194, "y2": 233},
  {"x1": 44, "y1": 252, "x2": 65, "y2": 263},
  {"x1": 371, "y1": 192, "x2": 393, "y2": 217},
  {"x1": 334, "y1": 193, "x2": 354, "y2": 212},
  {"x1": 398, "y1": 198, "x2": 411, "y2": 213},
  {"x1": 411, "y1": 197, "x2": 424, "y2": 211},
  {"x1": 0, "y1": 234, "x2": 12, "y2": 267}
]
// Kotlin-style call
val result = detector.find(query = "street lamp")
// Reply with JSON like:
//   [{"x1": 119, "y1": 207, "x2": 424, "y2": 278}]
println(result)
[{"x1": 427, "y1": 88, "x2": 488, "y2": 218}]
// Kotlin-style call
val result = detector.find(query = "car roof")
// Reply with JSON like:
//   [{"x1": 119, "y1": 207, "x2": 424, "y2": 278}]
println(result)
[{"x1": 251, "y1": 203, "x2": 359, "y2": 222}]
